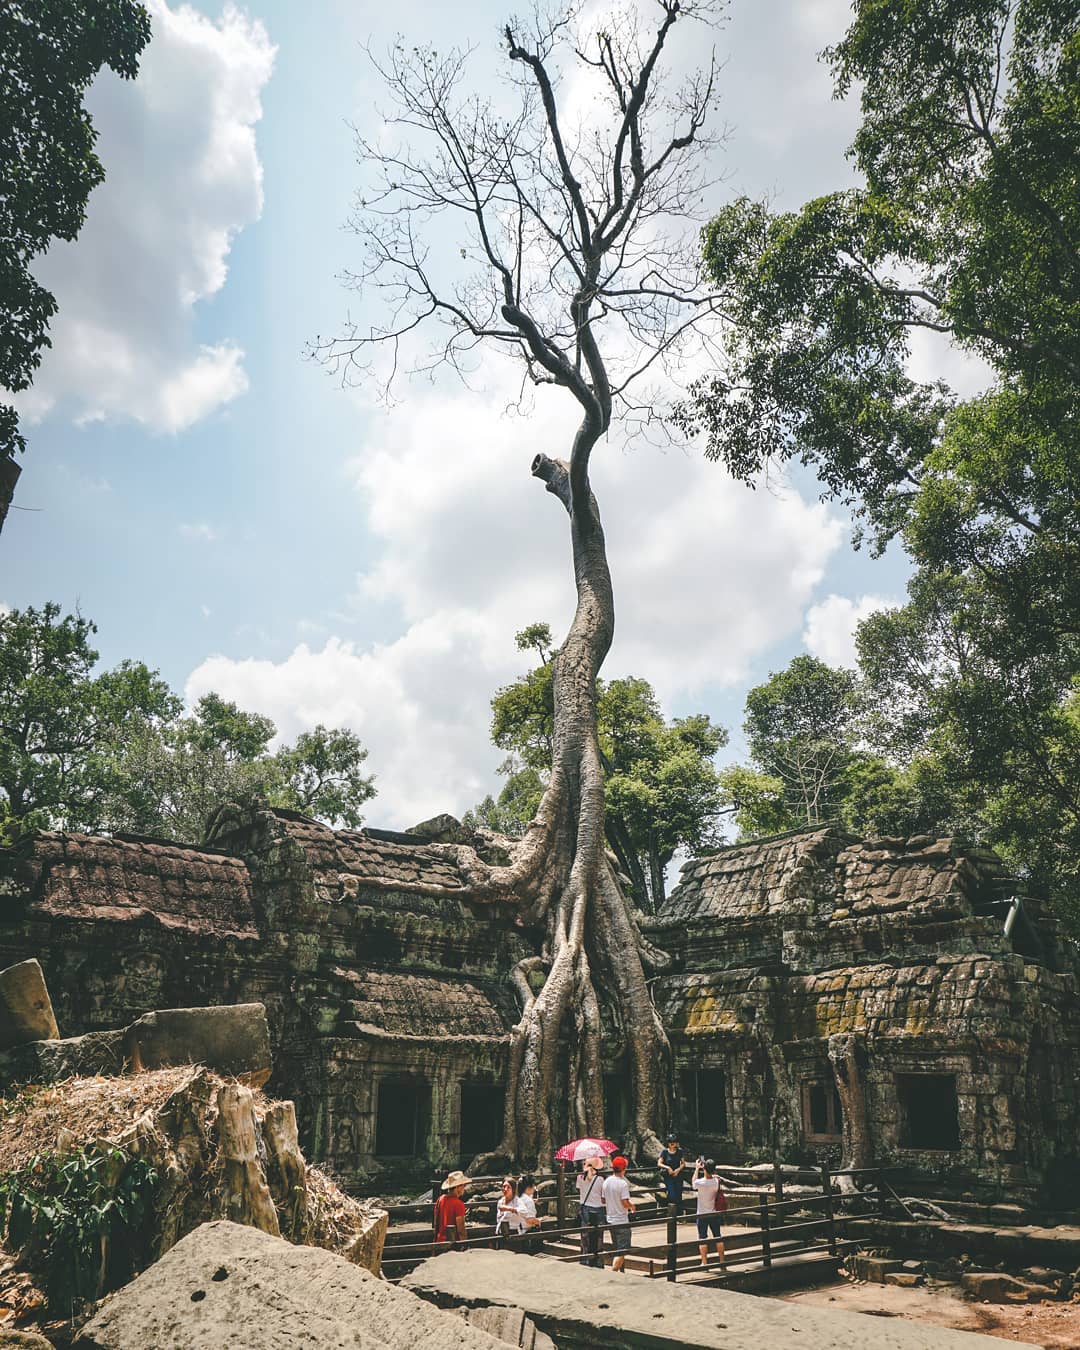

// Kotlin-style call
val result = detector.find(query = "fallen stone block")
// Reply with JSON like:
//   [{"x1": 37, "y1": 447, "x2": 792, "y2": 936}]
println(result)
[
  {"x1": 1020, "y1": 1265, "x2": 1065, "y2": 1287},
  {"x1": 456, "y1": 1305, "x2": 554, "y2": 1350},
  {"x1": 960, "y1": 1271, "x2": 1041, "y2": 1303},
  {"x1": 123, "y1": 1004, "x2": 271, "y2": 1085},
  {"x1": 75, "y1": 1220, "x2": 509, "y2": 1349},
  {"x1": 0, "y1": 1332, "x2": 55, "y2": 1348},
  {"x1": 0, "y1": 1028, "x2": 126, "y2": 1086},
  {"x1": 0, "y1": 959, "x2": 58, "y2": 1050},
  {"x1": 403, "y1": 1248, "x2": 1006, "y2": 1347},
  {"x1": 885, "y1": 1271, "x2": 923, "y2": 1287},
  {"x1": 850, "y1": 1254, "x2": 903, "y2": 1282}
]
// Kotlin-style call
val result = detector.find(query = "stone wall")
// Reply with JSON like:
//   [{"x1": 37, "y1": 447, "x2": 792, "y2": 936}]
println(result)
[
  {"x1": 644, "y1": 827, "x2": 1080, "y2": 1204},
  {"x1": 0, "y1": 807, "x2": 531, "y2": 1189},
  {"x1": 3, "y1": 811, "x2": 1078, "y2": 1202}
]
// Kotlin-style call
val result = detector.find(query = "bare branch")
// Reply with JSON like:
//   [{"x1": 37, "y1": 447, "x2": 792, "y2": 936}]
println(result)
[{"x1": 315, "y1": 0, "x2": 730, "y2": 467}]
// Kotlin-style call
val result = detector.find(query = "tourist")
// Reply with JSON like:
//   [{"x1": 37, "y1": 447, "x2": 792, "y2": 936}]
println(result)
[
  {"x1": 691, "y1": 1157, "x2": 726, "y2": 1268},
  {"x1": 602, "y1": 1154, "x2": 635, "y2": 1272},
  {"x1": 496, "y1": 1176, "x2": 521, "y2": 1244},
  {"x1": 657, "y1": 1132, "x2": 686, "y2": 1216},
  {"x1": 433, "y1": 1169, "x2": 469, "y2": 1251},
  {"x1": 516, "y1": 1175, "x2": 541, "y2": 1252},
  {"x1": 576, "y1": 1155, "x2": 606, "y2": 1267}
]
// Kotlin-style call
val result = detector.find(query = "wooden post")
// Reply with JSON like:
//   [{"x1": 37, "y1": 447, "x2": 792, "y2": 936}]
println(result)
[
  {"x1": 666, "y1": 1203, "x2": 678, "y2": 1282},
  {"x1": 877, "y1": 1167, "x2": 887, "y2": 1217},
  {"x1": 556, "y1": 1161, "x2": 567, "y2": 1229},
  {"x1": 773, "y1": 1159, "x2": 784, "y2": 1228},
  {"x1": 759, "y1": 1195, "x2": 771, "y2": 1269},
  {"x1": 431, "y1": 1173, "x2": 442, "y2": 1236},
  {"x1": 822, "y1": 1165, "x2": 837, "y2": 1255}
]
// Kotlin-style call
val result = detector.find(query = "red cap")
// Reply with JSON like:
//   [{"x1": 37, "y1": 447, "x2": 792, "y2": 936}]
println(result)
[{"x1": 611, "y1": 1155, "x2": 628, "y2": 1172}]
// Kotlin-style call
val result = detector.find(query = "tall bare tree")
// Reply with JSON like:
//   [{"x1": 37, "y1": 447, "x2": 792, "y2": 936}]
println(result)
[{"x1": 320, "y1": 0, "x2": 728, "y2": 1162}]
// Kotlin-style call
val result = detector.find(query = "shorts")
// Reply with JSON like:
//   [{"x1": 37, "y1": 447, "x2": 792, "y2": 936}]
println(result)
[
  {"x1": 696, "y1": 1213, "x2": 723, "y2": 1240},
  {"x1": 608, "y1": 1223, "x2": 632, "y2": 1252}
]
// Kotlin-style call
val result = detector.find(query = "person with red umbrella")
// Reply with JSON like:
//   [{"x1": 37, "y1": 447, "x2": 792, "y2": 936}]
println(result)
[{"x1": 556, "y1": 1138, "x2": 617, "y2": 1269}]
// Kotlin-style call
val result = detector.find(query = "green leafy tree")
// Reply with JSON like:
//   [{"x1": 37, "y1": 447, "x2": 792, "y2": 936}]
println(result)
[
  {"x1": 476, "y1": 626, "x2": 727, "y2": 909},
  {"x1": 718, "y1": 651, "x2": 968, "y2": 845},
  {"x1": 465, "y1": 760, "x2": 547, "y2": 839},
  {"x1": 683, "y1": 0, "x2": 1080, "y2": 923},
  {"x1": 740, "y1": 655, "x2": 858, "y2": 828},
  {"x1": 716, "y1": 763, "x2": 791, "y2": 841},
  {"x1": 105, "y1": 699, "x2": 376, "y2": 841},
  {"x1": 272, "y1": 725, "x2": 376, "y2": 829},
  {"x1": 0, "y1": 1, "x2": 152, "y2": 529},
  {"x1": 0, "y1": 604, "x2": 376, "y2": 842},
  {"x1": 0, "y1": 604, "x2": 177, "y2": 837}
]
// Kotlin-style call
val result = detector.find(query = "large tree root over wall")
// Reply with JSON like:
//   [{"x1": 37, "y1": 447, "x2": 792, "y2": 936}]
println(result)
[{"x1": 430, "y1": 455, "x2": 671, "y2": 1167}]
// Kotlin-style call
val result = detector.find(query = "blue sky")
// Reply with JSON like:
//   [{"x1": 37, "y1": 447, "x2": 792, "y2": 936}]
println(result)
[{"x1": 2, "y1": 0, "x2": 942, "y2": 827}]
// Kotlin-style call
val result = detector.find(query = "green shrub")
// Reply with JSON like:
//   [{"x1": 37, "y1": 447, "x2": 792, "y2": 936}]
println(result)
[{"x1": 0, "y1": 1143, "x2": 157, "y2": 1315}]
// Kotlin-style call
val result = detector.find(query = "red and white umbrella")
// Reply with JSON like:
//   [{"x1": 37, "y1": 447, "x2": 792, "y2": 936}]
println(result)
[{"x1": 555, "y1": 1137, "x2": 618, "y2": 1163}]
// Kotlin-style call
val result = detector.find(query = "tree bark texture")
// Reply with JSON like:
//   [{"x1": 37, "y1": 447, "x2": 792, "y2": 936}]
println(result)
[
  {"x1": 828, "y1": 1032, "x2": 872, "y2": 1193},
  {"x1": 479, "y1": 448, "x2": 670, "y2": 1165},
  {"x1": 215, "y1": 1083, "x2": 281, "y2": 1235}
]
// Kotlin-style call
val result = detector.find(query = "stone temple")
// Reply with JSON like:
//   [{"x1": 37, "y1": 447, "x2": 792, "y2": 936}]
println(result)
[{"x1": 1, "y1": 808, "x2": 1077, "y2": 1205}]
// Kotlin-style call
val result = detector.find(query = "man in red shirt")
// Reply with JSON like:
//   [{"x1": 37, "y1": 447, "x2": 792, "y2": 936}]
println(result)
[{"x1": 433, "y1": 1169, "x2": 469, "y2": 1250}]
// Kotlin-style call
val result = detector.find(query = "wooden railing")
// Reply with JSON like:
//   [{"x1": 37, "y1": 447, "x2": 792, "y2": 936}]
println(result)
[{"x1": 381, "y1": 1163, "x2": 891, "y2": 1285}]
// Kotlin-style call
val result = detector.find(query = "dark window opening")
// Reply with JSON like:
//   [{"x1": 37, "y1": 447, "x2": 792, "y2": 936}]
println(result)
[
  {"x1": 603, "y1": 1073, "x2": 630, "y2": 1137},
  {"x1": 680, "y1": 1069, "x2": 728, "y2": 1135},
  {"x1": 897, "y1": 1074, "x2": 960, "y2": 1151},
  {"x1": 801, "y1": 1078, "x2": 842, "y2": 1142},
  {"x1": 459, "y1": 1081, "x2": 504, "y2": 1158},
  {"x1": 375, "y1": 1078, "x2": 431, "y2": 1157}
]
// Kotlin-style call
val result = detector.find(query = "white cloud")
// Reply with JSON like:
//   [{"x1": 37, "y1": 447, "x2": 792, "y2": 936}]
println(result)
[
  {"x1": 14, "y1": 1, "x2": 274, "y2": 433},
  {"x1": 906, "y1": 326, "x2": 995, "y2": 401},
  {"x1": 803, "y1": 592, "x2": 900, "y2": 668},
  {"x1": 178, "y1": 522, "x2": 222, "y2": 542},
  {"x1": 187, "y1": 374, "x2": 845, "y2": 827}
]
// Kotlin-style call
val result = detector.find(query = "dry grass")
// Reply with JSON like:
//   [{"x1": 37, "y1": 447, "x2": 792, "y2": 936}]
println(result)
[{"x1": 0, "y1": 1067, "x2": 273, "y2": 1174}]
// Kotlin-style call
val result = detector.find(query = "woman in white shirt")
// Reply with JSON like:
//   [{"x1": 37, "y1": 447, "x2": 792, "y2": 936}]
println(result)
[
  {"x1": 576, "y1": 1157, "x2": 606, "y2": 1267},
  {"x1": 496, "y1": 1176, "x2": 521, "y2": 1244},
  {"x1": 691, "y1": 1157, "x2": 726, "y2": 1268}
]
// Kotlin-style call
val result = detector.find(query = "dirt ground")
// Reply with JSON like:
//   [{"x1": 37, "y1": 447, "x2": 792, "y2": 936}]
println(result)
[{"x1": 776, "y1": 1279, "x2": 1080, "y2": 1349}]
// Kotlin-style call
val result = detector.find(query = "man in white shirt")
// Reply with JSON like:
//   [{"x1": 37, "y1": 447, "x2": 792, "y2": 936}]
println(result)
[
  {"x1": 602, "y1": 1154, "x2": 634, "y2": 1272},
  {"x1": 516, "y1": 1175, "x2": 541, "y2": 1252},
  {"x1": 691, "y1": 1157, "x2": 726, "y2": 1268}
]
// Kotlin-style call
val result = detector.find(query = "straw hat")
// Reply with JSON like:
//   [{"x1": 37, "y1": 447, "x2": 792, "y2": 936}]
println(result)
[{"x1": 441, "y1": 1169, "x2": 469, "y2": 1190}]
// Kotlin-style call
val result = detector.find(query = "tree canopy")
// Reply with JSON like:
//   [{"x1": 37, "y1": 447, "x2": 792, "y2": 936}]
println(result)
[
  {"x1": 684, "y1": 0, "x2": 1079, "y2": 929},
  {"x1": 0, "y1": 604, "x2": 376, "y2": 843},
  {"x1": 733, "y1": 655, "x2": 858, "y2": 830},
  {"x1": 469, "y1": 623, "x2": 728, "y2": 910},
  {"x1": 0, "y1": 1, "x2": 152, "y2": 515},
  {"x1": 0, "y1": 603, "x2": 175, "y2": 836}
]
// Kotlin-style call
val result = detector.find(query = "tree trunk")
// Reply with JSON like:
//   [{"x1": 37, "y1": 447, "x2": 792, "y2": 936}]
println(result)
[
  {"x1": 215, "y1": 1083, "x2": 281, "y2": 1235},
  {"x1": 828, "y1": 1032, "x2": 872, "y2": 1194},
  {"x1": 647, "y1": 831, "x2": 666, "y2": 911},
  {"x1": 0, "y1": 455, "x2": 20, "y2": 540},
  {"x1": 605, "y1": 814, "x2": 650, "y2": 912},
  {"x1": 490, "y1": 450, "x2": 669, "y2": 1164}
]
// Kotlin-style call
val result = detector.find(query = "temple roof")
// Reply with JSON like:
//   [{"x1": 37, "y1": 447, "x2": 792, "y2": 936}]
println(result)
[
  {"x1": 652, "y1": 825, "x2": 1013, "y2": 929},
  {"x1": 272, "y1": 812, "x2": 467, "y2": 892},
  {"x1": 654, "y1": 825, "x2": 849, "y2": 925},
  {"x1": 330, "y1": 967, "x2": 510, "y2": 1040},
  {"x1": 2, "y1": 831, "x2": 258, "y2": 941}
]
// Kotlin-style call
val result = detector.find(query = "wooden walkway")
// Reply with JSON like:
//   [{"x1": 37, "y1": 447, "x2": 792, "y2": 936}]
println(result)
[{"x1": 380, "y1": 1163, "x2": 890, "y2": 1294}]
